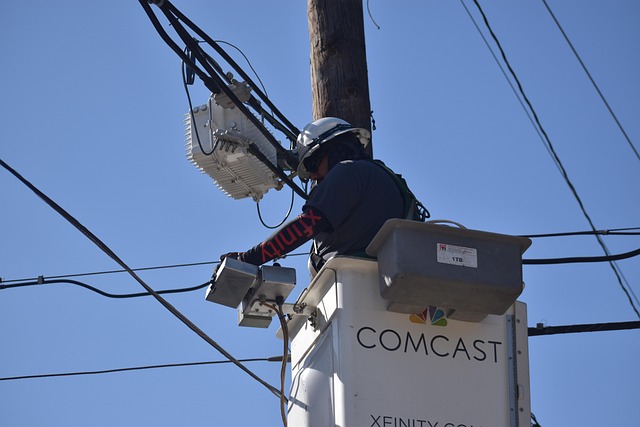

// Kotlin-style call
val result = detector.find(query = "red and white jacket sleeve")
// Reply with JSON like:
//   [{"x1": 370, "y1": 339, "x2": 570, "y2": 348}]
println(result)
[{"x1": 238, "y1": 207, "x2": 330, "y2": 266}]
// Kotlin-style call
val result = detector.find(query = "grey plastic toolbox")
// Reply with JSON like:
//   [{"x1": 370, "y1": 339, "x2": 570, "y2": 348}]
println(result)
[{"x1": 366, "y1": 219, "x2": 531, "y2": 318}]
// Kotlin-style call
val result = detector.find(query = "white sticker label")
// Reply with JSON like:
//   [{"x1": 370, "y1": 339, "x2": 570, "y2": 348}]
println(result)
[{"x1": 436, "y1": 243, "x2": 478, "y2": 268}]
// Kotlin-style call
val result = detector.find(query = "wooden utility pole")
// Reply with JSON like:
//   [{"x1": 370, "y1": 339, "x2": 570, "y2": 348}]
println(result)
[{"x1": 307, "y1": 0, "x2": 373, "y2": 157}]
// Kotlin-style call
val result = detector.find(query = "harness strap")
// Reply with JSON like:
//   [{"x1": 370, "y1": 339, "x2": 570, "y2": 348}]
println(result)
[{"x1": 365, "y1": 159, "x2": 428, "y2": 221}]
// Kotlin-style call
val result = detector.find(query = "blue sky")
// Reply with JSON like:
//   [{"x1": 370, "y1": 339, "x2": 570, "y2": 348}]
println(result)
[{"x1": 1, "y1": 1, "x2": 639, "y2": 426}]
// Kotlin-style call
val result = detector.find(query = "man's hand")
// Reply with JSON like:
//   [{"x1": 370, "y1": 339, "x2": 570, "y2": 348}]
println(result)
[
  {"x1": 219, "y1": 252, "x2": 241, "y2": 261},
  {"x1": 212, "y1": 252, "x2": 241, "y2": 283}
]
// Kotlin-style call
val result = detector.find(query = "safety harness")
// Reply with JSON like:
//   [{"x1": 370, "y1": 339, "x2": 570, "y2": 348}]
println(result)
[
  {"x1": 309, "y1": 159, "x2": 430, "y2": 273},
  {"x1": 367, "y1": 159, "x2": 430, "y2": 222}
]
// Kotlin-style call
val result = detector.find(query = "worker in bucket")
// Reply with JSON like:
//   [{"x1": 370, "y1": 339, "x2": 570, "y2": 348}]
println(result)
[{"x1": 221, "y1": 117, "x2": 426, "y2": 275}]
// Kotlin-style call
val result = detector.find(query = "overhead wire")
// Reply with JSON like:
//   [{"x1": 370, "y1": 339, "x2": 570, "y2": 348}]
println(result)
[
  {"x1": 152, "y1": 0, "x2": 300, "y2": 151},
  {"x1": 3, "y1": 320, "x2": 638, "y2": 382},
  {"x1": 520, "y1": 227, "x2": 640, "y2": 239},
  {"x1": 140, "y1": 1, "x2": 220, "y2": 94},
  {"x1": 0, "y1": 260, "x2": 217, "y2": 285},
  {"x1": 138, "y1": 0, "x2": 307, "y2": 200},
  {"x1": 0, "y1": 157, "x2": 282, "y2": 400},
  {"x1": 458, "y1": 0, "x2": 550, "y2": 156},
  {"x1": 0, "y1": 356, "x2": 288, "y2": 382},
  {"x1": 523, "y1": 247, "x2": 640, "y2": 265},
  {"x1": 161, "y1": 0, "x2": 300, "y2": 139},
  {"x1": 3, "y1": 243, "x2": 639, "y2": 299},
  {"x1": 541, "y1": 0, "x2": 640, "y2": 163},
  {"x1": 13, "y1": 1, "x2": 637, "y2": 419},
  {"x1": 200, "y1": 39, "x2": 299, "y2": 152},
  {"x1": 467, "y1": 0, "x2": 640, "y2": 318},
  {"x1": 1, "y1": 225, "x2": 637, "y2": 286},
  {"x1": 529, "y1": 320, "x2": 640, "y2": 337},
  {"x1": 214, "y1": 39, "x2": 269, "y2": 99},
  {"x1": 0, "y1": 278, "x2": 211, "y2": 299}
]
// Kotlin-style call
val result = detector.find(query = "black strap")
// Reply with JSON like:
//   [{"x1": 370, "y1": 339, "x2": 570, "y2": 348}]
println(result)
[{"x1": 366, "y1": 159, "x2": 423, "y2": 220}]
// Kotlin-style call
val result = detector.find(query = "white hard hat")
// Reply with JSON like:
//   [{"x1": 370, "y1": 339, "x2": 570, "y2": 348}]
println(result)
[{"x1": 296, "y1": 117, "x2": 370, "y2": 179}]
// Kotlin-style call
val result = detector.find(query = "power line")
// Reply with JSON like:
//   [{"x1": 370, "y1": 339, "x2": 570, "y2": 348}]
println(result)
[
  {"x1": 0, "y1": 356, "x2": 288, "y2": 382},
  {"x1": 523, "y1": 247, "x2": 640, "y2": 265},
  {"x1": 458, "y1": 0, "x2": 550, "y2": 156},
  {"x1": 3, "y1": 323, "x2": 638, "y2": 382},
  {"x1": 0, "y1": 260, "x2": 218, "y2": 285},
  {"x1": 0, "y1": 278, "x2": 211, "y2": 299},
  {"x1": 2, "y1": 228, "x2": 637, "y2": 284},
  {"x1": 468, "y1": 0, "x2": 640, "y2": 319},
  {"x1": 0, "y1": 157, "x2": 282, "y2": 399},
  {"x1": 139, "y1": 0, "x2": 308, "y2": 200},
  {"x1": 2, "y1": 246, "x2": 638, "y2": 300},
  {"x1": 529, "y1": 320, "x2": 640, "y2": 337},
  {"x1": 541, "y1": 0, "x2": 640, "y2": 163},
  {"x1": 520, "y1": 227, "x2": 640, "y2": 239}
]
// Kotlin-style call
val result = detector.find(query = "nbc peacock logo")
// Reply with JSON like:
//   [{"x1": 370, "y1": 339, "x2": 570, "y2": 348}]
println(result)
[{"x1": 409, "y1": 306, "x2": 448, "y2": 327}]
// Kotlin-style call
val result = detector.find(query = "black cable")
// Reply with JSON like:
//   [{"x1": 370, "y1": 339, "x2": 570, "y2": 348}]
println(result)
[
  {"x1": 470, "y1": 0, "x2": 640, "y2": 319},
  {"x1": 182, "y1": 47, "x2": 215, "y2": 156},
  {"x1": 197, "y1": 44, "x2": 297, "y2": 146},
  {"x1": 155, "y1": 2, "x2": 300, "y2": 159},
  {"x1": 163, "y1": 1, "x2": 300, "y2": 139},
  {"x1": 470, "y1": 0, "x2": 564, "y2": 172},
  {"x1": 277, "y1": 302, "x2": 289, "y2": 427},
  {"x1": 366, "y1": 0, "x2": 381, "y2": 30},
  {"x1": 528, "y1": 320, "x2": 640, "y2": 336},
  {"x1": 521, "y1": 227, "x2": 640, "y2": 239},
  {"x1": 161, "y1": 8, "x2": 230, "y2": 94},
  {"x1": 261, "y1": 300, "x2": 289, "y2": 427},
  {"x1": 139, "y1": 1, "x2": 221, "y2": 94},
  {"x1": 142, "y1": 1, "x2": 307, "y2": 199},
  {"x1": 2, "y1": 221, "x2": 637, "y2": 287},
  {"x1": 2, "y1": 246, "x2": 636, "y2": 298},
  {"x1": 0, "y1": 356, "x2": 288, "y2": 382},
  {"x1": 213, "y1": 39, "x2": 269, "y2": 100},
  {"x1": 0, "y1": 260, "x2": 217, "y2": 285},
  {"x1": 459, "y1": 0, "x2": 549, "y2": 152},
  {"x1": 541, "y1": 0, "x2": 640, "y2": 163},
  {"x1": 247, "y1": 143, "x2": 307, "y2": 200},
  {"x1": 257, "y1": 187, "x2": 295, "y2": 229},
  {"x1": 523, "y1": 247, "x2": 640, "y2": 265},
  {"x1": 5, "y1": 247, "x2": 637, "y2": 298},
  {"x1": 0, "y1": 157, "x2": 282, "y2": 399},
  {"x1": 531, "y1": 412, "x2": 542, "y2": 427},
  {"x1": 0, "y1": 278, "x2": 210, "y2": 299}
]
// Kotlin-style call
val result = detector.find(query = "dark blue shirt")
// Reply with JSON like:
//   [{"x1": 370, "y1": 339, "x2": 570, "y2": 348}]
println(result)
[{"x1": 303, "y1": 159, "x2": 405, "y2": 261}]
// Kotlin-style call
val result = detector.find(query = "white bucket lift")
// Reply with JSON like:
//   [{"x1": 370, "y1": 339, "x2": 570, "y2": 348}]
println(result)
[
  {"x1": 285, "y1": 220, "x2": 531, "y2": 427},
  {"x1": 286, "y1": 256, "x2": 530, "y2": 427},
  {"x1": 206, "y1": 220, "x2": 532, "y2": 427}
]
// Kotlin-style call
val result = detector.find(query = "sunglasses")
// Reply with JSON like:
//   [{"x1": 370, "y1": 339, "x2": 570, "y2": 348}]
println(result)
[{"x1": 303, "y1": 153, "x2": 324, "y2": 173}]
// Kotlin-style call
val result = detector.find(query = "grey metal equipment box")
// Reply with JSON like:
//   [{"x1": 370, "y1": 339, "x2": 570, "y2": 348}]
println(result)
[
  {"x1": 205, "y1": 257, "x2": 296, "y2": 328},
  {"x1": 366, "y1": 219, "x2": 531, "y2": 321},
  {"x1": 237, "y1": 265, "x2": 297, "y2": 328},
  {"x1": 205, "y1": 257, "x2": 258, "y2": 308}
]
